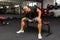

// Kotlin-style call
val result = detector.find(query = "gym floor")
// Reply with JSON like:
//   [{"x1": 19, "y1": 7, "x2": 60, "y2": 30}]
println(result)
[{"x1": 0, "y1": 16, "x2": 60, "y2": 40}]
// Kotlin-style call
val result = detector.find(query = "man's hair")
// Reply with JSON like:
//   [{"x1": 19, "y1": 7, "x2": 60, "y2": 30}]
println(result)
[{"x1": 22, "y1": 5, "x2": 28, "y2": 9}]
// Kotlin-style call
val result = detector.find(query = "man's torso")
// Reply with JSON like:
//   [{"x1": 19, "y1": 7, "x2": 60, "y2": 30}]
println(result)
[{"x1": 25, "y1": 6, "x2": 38, "y2": 19}]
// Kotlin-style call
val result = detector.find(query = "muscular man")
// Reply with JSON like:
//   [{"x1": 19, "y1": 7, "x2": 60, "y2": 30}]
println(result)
[{"x1": 16, "y1": 5, "x2": 42, "y2": 39}]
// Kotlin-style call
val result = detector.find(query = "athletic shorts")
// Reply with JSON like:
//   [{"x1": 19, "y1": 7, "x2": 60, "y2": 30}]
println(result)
[{"x1": 26, "y1": 17, "x2": 37, "y2": 21}]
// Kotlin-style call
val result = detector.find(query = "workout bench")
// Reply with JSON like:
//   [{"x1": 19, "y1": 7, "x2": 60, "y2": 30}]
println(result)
[
  {"x1": 0, "y1": 16, "x2": 9, "y2": 25},
  {"x1": 26, "y1": 21, "x2": 52, "y2": 37}
]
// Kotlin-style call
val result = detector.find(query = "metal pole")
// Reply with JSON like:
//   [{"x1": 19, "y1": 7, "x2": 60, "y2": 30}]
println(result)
[{"x1": 41, "y1": 0, "x2": 43, "y2": 9}]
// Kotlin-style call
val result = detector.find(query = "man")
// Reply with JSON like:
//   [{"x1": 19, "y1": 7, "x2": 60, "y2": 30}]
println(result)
[{"x1": 16, "y1": 5, "x2": 42, "y2": 39}]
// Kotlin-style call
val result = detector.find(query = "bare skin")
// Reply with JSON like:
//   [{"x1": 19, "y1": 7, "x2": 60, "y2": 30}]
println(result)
[{"x1": 20, "y1": 6, "x2": 42, "y2": 34}]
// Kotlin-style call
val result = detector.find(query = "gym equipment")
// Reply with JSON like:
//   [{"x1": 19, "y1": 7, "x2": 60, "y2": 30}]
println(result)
[
  {"x1": 59, "y1": 5, "x2": 60, "y2": 8},
  {"x1": 58, "y1": 5, "x2": 60, "y2": 9},
  {"x1": 49, "y1": 5, "x2": 54, "y2": 10},
  {"x1": 47, "y1": 4, "x2": 50, "y2": 9},
  {"x1": 0, "y1": 16, "x2": 9, "y2": 25},
  {"x1": 54, "y1": 2, "x2": 58, "y2": 9},
  {"x1": 54, "y1": 5, "x2": 58, "y2": 9},
  {"x1": 49, "y1": 12, "x2": 54, "y2": 17},
  {"x1": 26, "y1": 20, "x2": 52, "y2": 36},
  {"x1": 41, "y1": 8, "x2": 49, "y2": 17},
  {"x1": 44, "y1": 8, "x2": 49, "y2": 16}
]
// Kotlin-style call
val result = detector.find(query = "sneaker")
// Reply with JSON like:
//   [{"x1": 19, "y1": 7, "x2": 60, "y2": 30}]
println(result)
[
  {"x1": 16, "y1": 30, "x2": 24, "y2": 34},
  {"x1": 38, "y1": 34, "x2": 42, "y2": 39},
  {"x1": 7, "y1": 22, "x2": 9, "y2": 24}
]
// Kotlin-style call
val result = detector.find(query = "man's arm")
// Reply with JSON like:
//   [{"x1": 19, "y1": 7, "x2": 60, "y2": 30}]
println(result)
[{"x1": 36, "y1": 8, "x2": 42, "y2": 18}]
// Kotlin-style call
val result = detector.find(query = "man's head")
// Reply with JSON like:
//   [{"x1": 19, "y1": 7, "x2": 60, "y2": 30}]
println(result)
[{"x1": 22, "y1": 6, "x2": 31, "y2": 13}]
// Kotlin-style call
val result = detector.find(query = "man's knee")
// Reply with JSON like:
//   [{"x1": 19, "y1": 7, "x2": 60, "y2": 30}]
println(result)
[
  {"x1": 21, "y1": 17, "x2": 26, "y2": 21},
  {"x1": 37, "y1": 19, "x2": 42, "y2": 24}
]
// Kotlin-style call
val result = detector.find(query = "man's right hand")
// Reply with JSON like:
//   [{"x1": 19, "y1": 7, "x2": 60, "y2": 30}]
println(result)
[{"x1": 28, "y1": 19, "x2": 33, "y2": 22}]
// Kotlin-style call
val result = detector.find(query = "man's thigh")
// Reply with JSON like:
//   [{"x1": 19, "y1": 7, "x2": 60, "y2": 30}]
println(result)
[
  {"x1": 26, "y1": 17, "x2": 30, "y2": 21},
  {"x1": 25, "y1": 17, "x2": 32, "y2": 21}
]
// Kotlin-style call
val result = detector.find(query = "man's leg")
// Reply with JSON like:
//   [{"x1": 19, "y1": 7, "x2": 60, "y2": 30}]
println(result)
[
  {"x1": 16, "y1": 17, "x2": 26, "y2": 34},
  {"x1": 36, "y1": 18, "x2": 42, "y2": 39}
]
